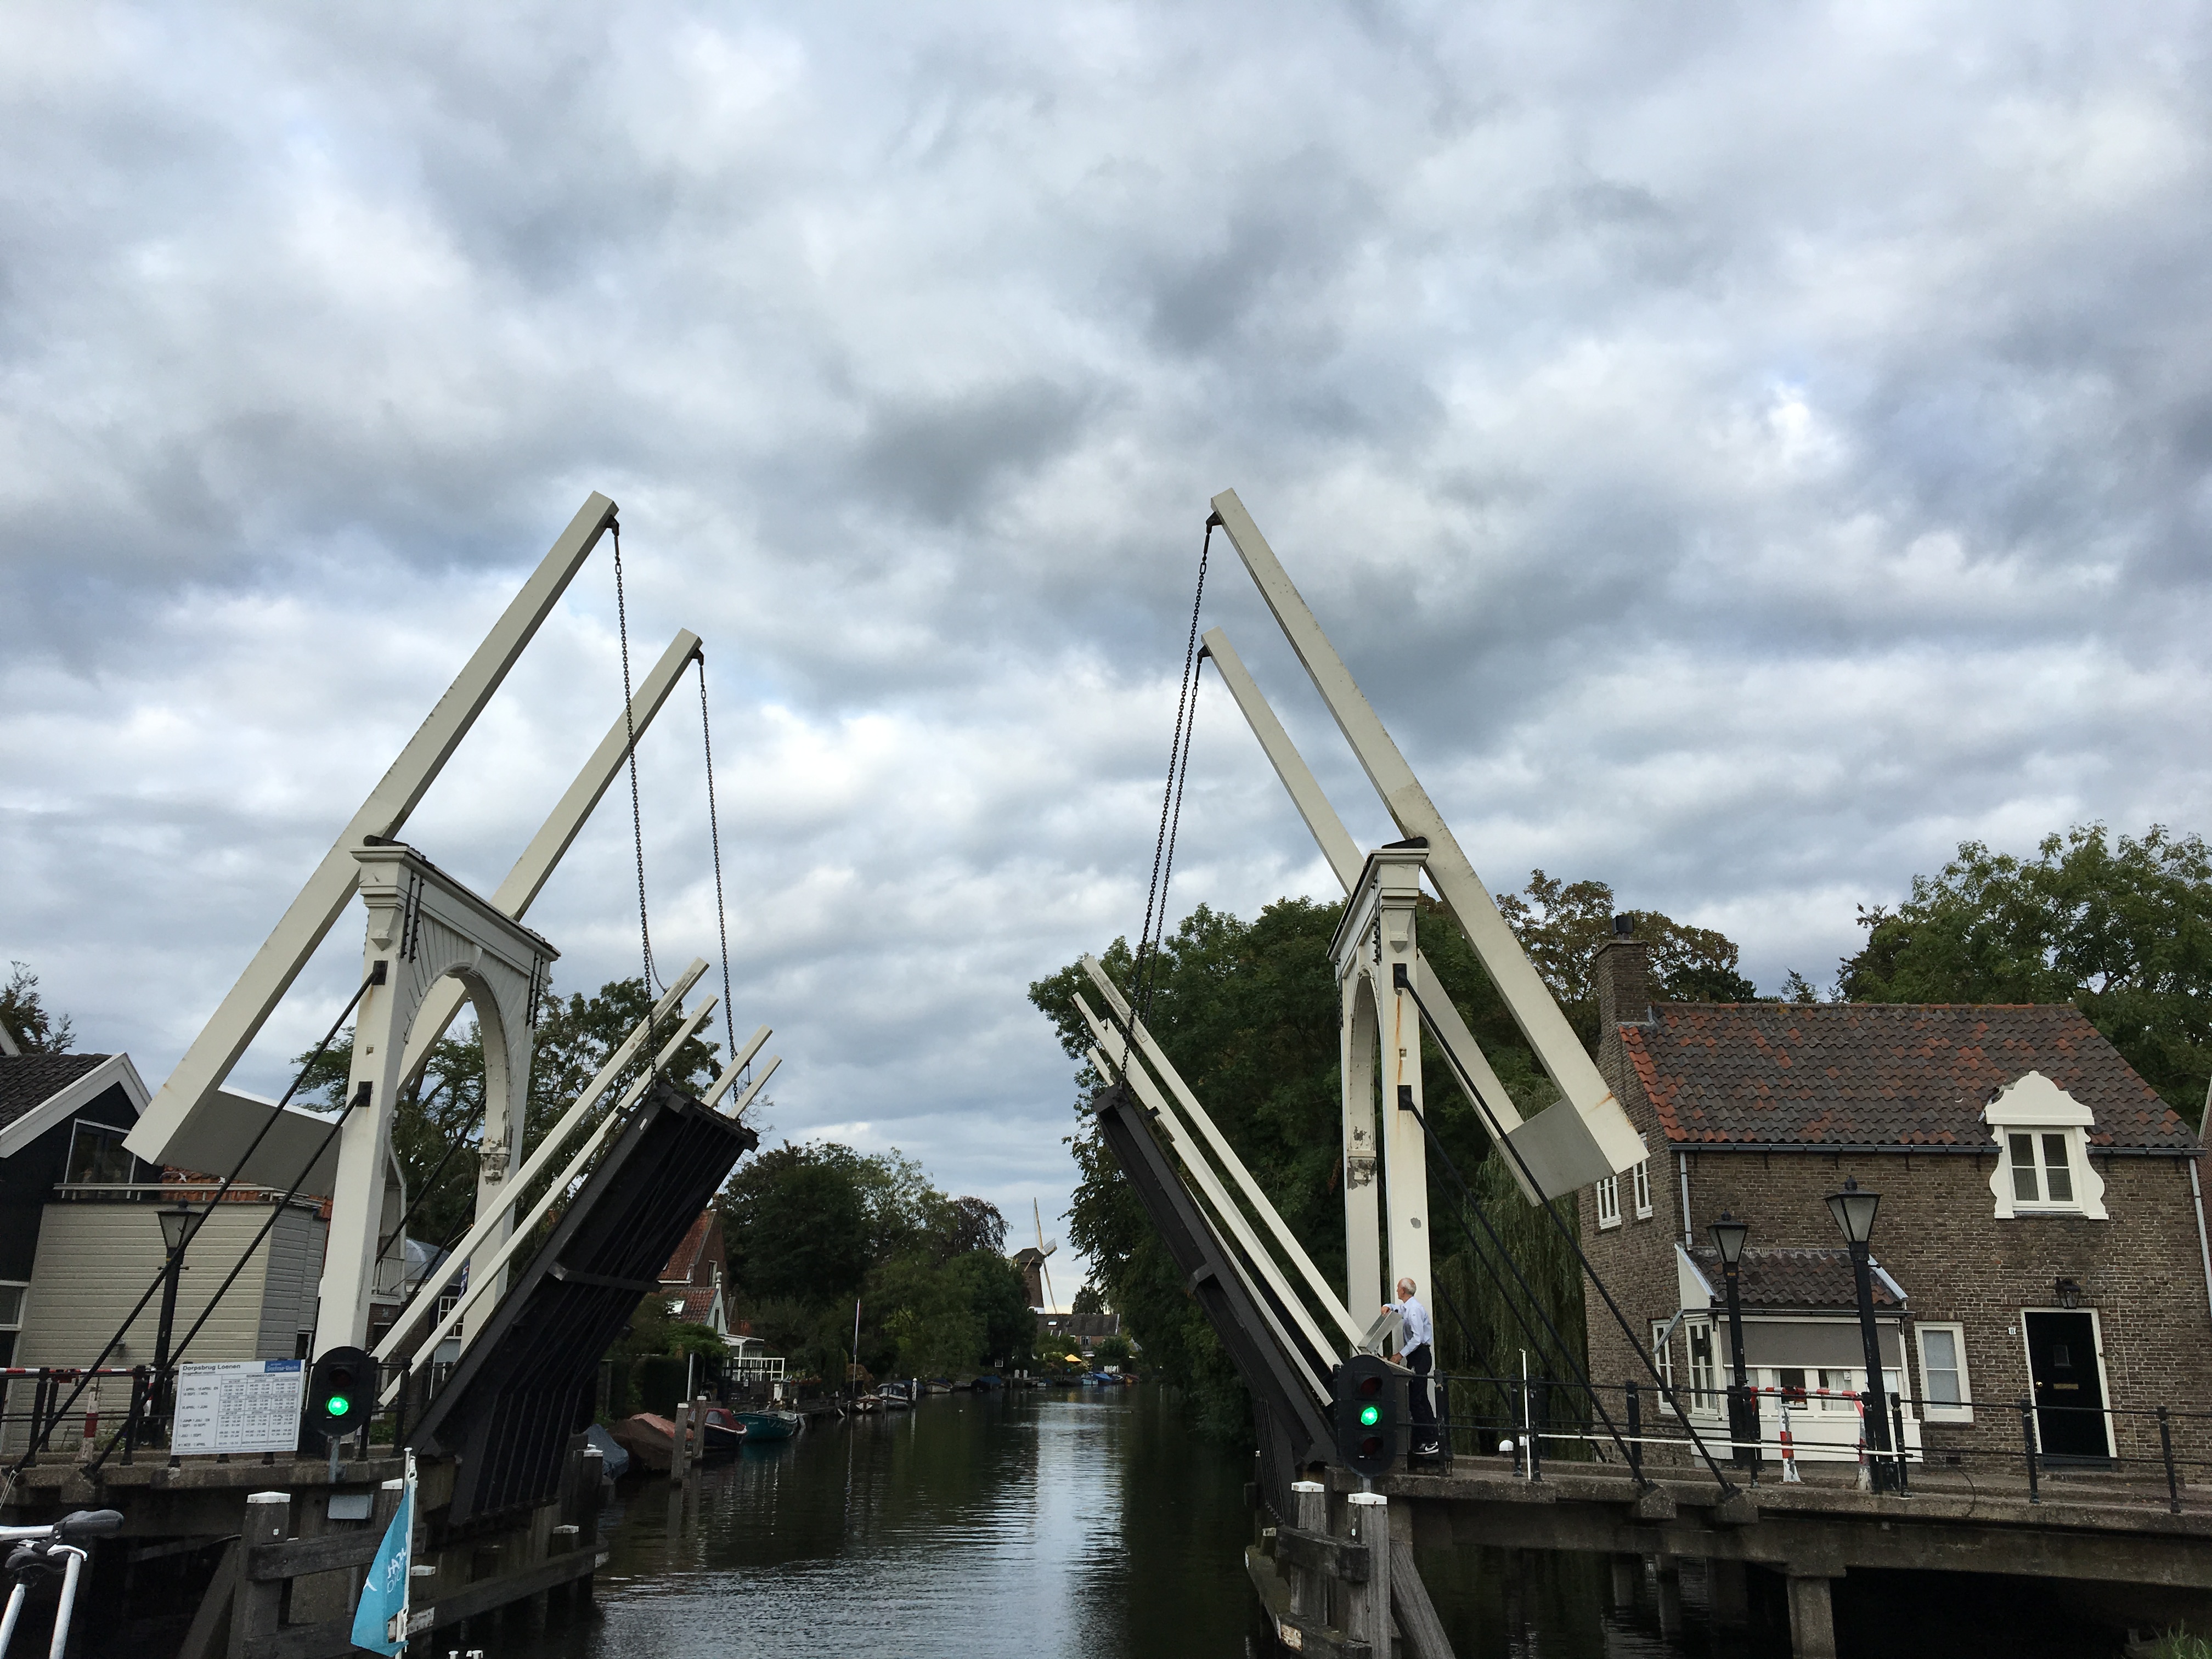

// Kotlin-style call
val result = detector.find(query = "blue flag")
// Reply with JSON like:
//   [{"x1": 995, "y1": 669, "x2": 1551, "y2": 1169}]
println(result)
[{"x1": 350, "y1": 1458, "x2": 414, "y2": 1655}]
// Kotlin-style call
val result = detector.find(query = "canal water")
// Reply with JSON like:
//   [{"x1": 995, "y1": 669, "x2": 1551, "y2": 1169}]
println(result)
[{"x1": 503, "y1": 1385, "x2": 1791, "y2": 1659}]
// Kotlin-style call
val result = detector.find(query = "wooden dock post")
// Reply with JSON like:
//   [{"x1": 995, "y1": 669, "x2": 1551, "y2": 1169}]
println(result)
[
  {"x1": 1344, "y1": 1493, "x2": 1390, "y2": 1654},
  {"x1": 1289, "y1": 1481, "x2": 1327, "y2": 1625},
  {"x1": 229, "y1": 1492, "x2": 290, "y2": 1659}
]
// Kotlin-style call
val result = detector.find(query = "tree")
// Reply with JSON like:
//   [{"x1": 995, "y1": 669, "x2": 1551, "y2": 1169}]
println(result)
[
  {"x1": 1, "y1": 963, "x2": 74, "y2": 1054},
  {"x1": 722, "y1": 1144, "x2": 873, "y2": 1305},
  {"x1": 1497, "y1": 872, "x2": 1762, "y2": 1045},
  {"x1": 1838, "y1": 824, "x2": 2212, "y2": 1119}
]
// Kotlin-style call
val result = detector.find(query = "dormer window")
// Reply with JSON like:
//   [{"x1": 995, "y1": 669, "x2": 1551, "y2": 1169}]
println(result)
[
  {"x1": 1984, "y1": 1071, "x2": 2107, "y2": 1221},
  {"x1": 2008, "y1": 1133, "x2": 2075, "y2": 1206}
]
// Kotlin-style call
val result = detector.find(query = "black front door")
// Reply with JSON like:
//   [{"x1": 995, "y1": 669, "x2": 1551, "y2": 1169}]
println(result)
[{"x1": 2025, "y1": 1311, "x2": 2110, "y2": 1459}]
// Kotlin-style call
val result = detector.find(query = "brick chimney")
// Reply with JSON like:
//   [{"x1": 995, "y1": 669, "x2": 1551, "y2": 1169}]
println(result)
[{"x1": 1594, "y1": 913, "x2": 1653, "y2": 1030}]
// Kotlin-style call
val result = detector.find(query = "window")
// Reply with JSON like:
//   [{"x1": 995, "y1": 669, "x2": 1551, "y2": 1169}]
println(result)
[
  {"x1": 1984, "y1": 1071, "x2": 2107, "y2": 1219},
  {"x1": 1688, "y1": 1323, "x2": 1718, "y2": 1412},
  {"x1": 0, "y1": 1283, "x2": 22, "y2": 1368},
  {"x1": 1775, "y1": 1367, "x2": 1808, "y2": 1404},
  {"x1": 1816, "y1": 1368, "x2": 1855, "y2": 1411},
  {"x1": 1650, "y1": 1321, "x2": 1675, "y2": 1409},
  {"x1": 2009, "y1": 1133, "x2": 2075, "y2": 1205},
  {"x1": 1631, "y1": 1159, "x2": 1653, "y2": 1220},
  {"x1": 1917, "y1": 1323, "x2": 1972, "y2": 1420},
  {"x1": 1596, "y1": 1175, "x2": 1621, "y2": 1229},
  {"x1": 65, "y1": 1121, "x2": 136, "y2": 1186}
]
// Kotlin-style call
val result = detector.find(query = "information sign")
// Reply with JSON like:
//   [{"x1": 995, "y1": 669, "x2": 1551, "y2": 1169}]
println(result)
[{"x1": 172, "y1": 1358, "x2": 304, "y2": 1456}]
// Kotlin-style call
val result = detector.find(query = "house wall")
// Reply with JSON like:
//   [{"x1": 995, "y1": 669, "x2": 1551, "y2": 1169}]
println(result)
[
  {"x1": 1675, "y1": 1147, "x2": 2212, "y2": 1466},
  {"x1": 17, "y1": 1199, "x2": 328, "y2": 1370},
  {"x1": 0, "y1": 1083, "x2": 140, "y2": 1283},
  {"x1": 1577, "y1": 965, "x2": 2212, "y2": 1471}
]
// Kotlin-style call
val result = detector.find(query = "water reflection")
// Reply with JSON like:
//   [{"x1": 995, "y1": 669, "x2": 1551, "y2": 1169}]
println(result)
[
  {"x1": 503, "y1": 1388, "x2": 1800, "y2": 1659},
  {"x1": 507, "y1": 1388, "x2": 1265, "y2": 1659}
]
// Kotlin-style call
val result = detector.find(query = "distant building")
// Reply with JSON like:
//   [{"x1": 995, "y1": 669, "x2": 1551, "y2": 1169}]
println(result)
[
  {"x1": 659, "y1": 1209, "x2": 731, "y2": 1334},
  {"x1": 1582, "y1": 927, "x2": 2212, "y2": 1469},
  {"x1": 1036, "y1": 1311, "x2": 1127, "y2": 1359},
  {"x1": 1011, "y1": 1246, "x2": 1050, "y2": 1310},
  {"x1": 0, "y1": 1051, "x2": 329, "y2": 1450}
]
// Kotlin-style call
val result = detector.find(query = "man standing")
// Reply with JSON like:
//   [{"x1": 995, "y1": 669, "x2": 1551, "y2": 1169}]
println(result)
[{"x1": 1385, "y1": 1277, "x2": 1442, "y2": 1459}]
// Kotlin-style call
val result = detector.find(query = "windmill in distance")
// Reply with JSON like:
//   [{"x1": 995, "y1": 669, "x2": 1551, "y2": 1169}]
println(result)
[{"x1": 1012, "y1": 1199, "x2": 1059, "y2": 1312}]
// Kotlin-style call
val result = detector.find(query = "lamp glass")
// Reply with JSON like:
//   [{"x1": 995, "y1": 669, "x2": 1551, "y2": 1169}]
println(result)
[
  {"x1": 1825, "y1": 1187, "x2": 1880, "y2": 1244},
  {"x1": 1709, "y1": 1216, "x2": 1750, "y2": 1267},
  {"x1": 159, "y1": 1205, "x2": 194, "y2": 1254}
]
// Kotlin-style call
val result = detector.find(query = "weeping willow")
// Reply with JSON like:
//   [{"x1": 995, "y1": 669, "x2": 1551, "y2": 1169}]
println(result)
[{"x1": 1427, "y1": 1148, "x2": 1594, "y2": 1462}]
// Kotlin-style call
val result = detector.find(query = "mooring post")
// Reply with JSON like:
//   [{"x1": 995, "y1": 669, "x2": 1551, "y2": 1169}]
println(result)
[
  {"x1": 1344, "y1": 1492, "x2": 1390, "y2": 1654},
  {"x1": 230, "y1": 1491, "x2": 291, "y2": 1659},
  {"x1": 1890, "y1": 1396, "x2": 1910, "y2": 1496},
  {"x1": 1288, "y1": 1480, "x2": 1326, "y2": 1624},
  {"x1": 577, "y1": 1447, "x2": 605, "y2": 1606},
  {"x1": 2018, "y1": 1399, "x2": 2040, "y2": 1504}
]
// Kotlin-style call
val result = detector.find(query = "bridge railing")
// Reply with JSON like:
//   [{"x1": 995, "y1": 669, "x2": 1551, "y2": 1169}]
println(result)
[{"x1": 1425, "y1": 1370, "x2": 2212, "y2": 1512}]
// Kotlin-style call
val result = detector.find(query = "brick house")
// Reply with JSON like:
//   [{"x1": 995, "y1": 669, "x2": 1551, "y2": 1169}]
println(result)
[{"x1": 1578, "y1": 927, "x2": 2212, "y2": 1472}]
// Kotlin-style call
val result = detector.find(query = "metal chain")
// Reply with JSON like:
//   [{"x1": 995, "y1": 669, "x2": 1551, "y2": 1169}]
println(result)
[
  {"x1": 698, "y1": 651, "x2": 737, "y2": 1066},
  {"x1": 612, "y1": 522, "x2": 662, "y2": 1000},
  {"x1": 1133, "y1": 521, "x2": 1212, "y2": 1019}
]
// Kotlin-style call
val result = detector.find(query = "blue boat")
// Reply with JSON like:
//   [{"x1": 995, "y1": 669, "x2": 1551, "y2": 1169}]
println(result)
[{"x1": 732, "y1": 1409, "x2": 803, "y2": 1443}]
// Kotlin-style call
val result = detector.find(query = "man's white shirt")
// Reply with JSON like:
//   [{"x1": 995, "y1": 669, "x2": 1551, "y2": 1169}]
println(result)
[{"x1": 1388, "y1": 1295, "x2": 1434, "y2": 1351}]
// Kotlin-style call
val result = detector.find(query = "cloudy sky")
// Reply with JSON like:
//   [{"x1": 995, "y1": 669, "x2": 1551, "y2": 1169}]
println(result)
[{"x1": 5, "y1": 2, "x2": 2210, "y2": 1291}]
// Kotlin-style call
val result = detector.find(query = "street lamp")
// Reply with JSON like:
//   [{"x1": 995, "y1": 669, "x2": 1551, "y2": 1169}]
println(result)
[
  {"x1": 1708, "y1": 1214, "x2": 1758, "y2": 1472},
  {"x1": 1825, "y1": 1178, "x2": 1895, "y2": 1492},
  {"x1": 154, "y1": 1203, "x2": 195, "y2": 1430}
]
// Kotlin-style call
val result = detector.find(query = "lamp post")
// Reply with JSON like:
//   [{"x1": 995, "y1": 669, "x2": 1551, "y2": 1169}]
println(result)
[
  {"x1": 1825, "y1": 1178, "x2": 1895, "y2": 1493},
  {"x1": 153, "y1": 1203, "x2": 195, "y2": 1430},
  {"x1": 1709, "y1": 1213, "x2": 1758, "y2": 1472}
]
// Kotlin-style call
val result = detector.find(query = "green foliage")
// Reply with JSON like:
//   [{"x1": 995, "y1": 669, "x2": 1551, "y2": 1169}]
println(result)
[
  {"x1": 1, "y1": 963, "x2": 74, "y2": 1054},
  {"x1": 1095, "y1": 1334, "x2": 1132, "y2": 1367},
  {"x1": 1838, "y1": 825, "x2": 2212, "y2": 1119},
  {"x1": 719, "y1": 1140, "x2": 1030, "y2": 1385},
  {"x1": 1497, "y1": 872, "x2": 1761, "y2": 1044}
]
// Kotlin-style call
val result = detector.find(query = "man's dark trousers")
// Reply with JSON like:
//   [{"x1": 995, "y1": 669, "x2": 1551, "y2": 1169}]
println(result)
[{"x1": 1406, "y1": 1342, "x2": 1440, "y2": 1454}]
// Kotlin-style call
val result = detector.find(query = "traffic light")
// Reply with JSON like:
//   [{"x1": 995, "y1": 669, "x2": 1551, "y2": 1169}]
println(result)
[
  {"x1": 1333, "y1": 1353, "x2": 1409, "y2": 1477},
  {"x1": 307, "y1": 1346, "x2": 375, "y2": 1447}
]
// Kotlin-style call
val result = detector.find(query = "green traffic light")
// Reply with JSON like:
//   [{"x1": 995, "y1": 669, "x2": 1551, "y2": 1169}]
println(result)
[
  {"x1": 1359, "y1": 1404, "x2": 1380, "y2": 1427},
  {"x1": 326, "y1": 1395, "x2": 351, "y2": 1418}
]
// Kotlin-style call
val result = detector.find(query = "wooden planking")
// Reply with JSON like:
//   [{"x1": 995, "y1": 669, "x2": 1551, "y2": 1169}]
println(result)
[
  {"x1": 176, "y1": 1540, "x2": 239, "y2": 1659},
  {"x1": 246, "y1": 1531, "x2": 381, "y2": 1582},
  {"x1": 1274, "y1": 1522, "x2": 1370, "y2": 1583}
]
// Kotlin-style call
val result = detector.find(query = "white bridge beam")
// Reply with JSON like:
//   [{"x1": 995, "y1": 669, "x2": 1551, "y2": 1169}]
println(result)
[
  {"x1": 1210, "y1": 489, "x2": 1646, "y2": 1195},
  {"x1": 129, "y1": 493, "x2": 622, "y2": 1169}
]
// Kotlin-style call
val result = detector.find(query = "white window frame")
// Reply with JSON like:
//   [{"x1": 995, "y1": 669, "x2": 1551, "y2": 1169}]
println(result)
[
  {"x1": 1631, "y1": 1158, "x2": 1653, "y2": 1220},
  {"x1": 1984, "y1": 1070, "x2": 2108, "y2": 1220},
  {"x1": 1650, "y1": 1321, "x2": 1677, "y2": 1415},
  {"x1": 1685, "y1": 1320, "x2": 1721, "y2": 1418},
  {"x1": 1915, "y1": 1322, "x2": 1973, "y2": 1423},
  {"x1": 1596, "y1": 1173, "x2": 1621, "y2": 1229}
]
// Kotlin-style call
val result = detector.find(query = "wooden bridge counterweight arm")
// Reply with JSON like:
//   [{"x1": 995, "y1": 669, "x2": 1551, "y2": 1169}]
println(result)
[
  {"x1": 370, "y1": 964, "x2": 706, "y2": 1370},
  {"x1": 397, "y1": 629, "x2": 707, "y2": 1094},
  {"x1": 701, "y1": 1026, "x2": 771, "y2": 1108},
  {"x1": 380, "y1": 994, "x2": 720, "y2": 1379},
  {"x1": 1208, "y1": 489, "x2": 1644, "y2": 1179},
  {"x1": 1202, "y1": 627, "x2": 1534, "y2": 1169},
  {"x1": 129, "y1": 493, "x2": 622, "y2": 1167},
  {"x1": 1079, "y1": 962, "x2": 1364, "y2": 1349},
  {"x1": 1085, "y1": 1040, "x2": 1333, "y2": 1404}
]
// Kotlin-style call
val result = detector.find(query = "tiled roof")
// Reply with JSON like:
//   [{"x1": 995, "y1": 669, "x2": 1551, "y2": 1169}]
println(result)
[
  {"x1": 660, "y1": 1211, "x2": 714, "y2": 1285},
  {"x1": 1621, "y1": 1004, "x2": 2191, "y2": 1152},
  {"x1": 0, "y1": 1054, "x2": 110, "y2": 1132},
  {"x1": 1685, "y1": 1245, "x2": 1902, "y2": 1311},
  {"x1": 674, "y1": 1284, "x2": 718, "y2": 1325}
]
